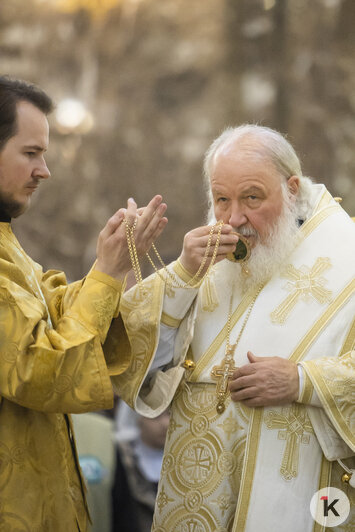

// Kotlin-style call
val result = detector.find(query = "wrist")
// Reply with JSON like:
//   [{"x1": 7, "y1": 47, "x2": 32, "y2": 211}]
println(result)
[
  {"x1": 177, "y1": 255, "x2": 197, "y2": 277},
  {"x1": 94, "y1": 262, "x2": 130, "y2": 282}
]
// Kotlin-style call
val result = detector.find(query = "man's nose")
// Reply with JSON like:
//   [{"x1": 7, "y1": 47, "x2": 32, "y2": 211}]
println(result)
[
  {"x1": 228, "y1": 204, "x2": 247, "y2": 228},
  {"x1": 34, "y1": 158, "x2": 51, "y2": 180}
]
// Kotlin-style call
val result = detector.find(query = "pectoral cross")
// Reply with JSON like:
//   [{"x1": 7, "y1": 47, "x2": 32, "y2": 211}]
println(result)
[{"x1": 211, "y1": 345, "x2": 238, "y2": 414}]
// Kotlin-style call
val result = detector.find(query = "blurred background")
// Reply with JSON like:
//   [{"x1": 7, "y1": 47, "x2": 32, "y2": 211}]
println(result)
[{"x1": 2, "y1": 0, "x2": 355, "y2": 281}]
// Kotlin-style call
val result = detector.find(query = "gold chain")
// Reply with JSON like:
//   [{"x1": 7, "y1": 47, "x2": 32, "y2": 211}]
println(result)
[
  {"x1": 211, "y1": 282, "x2": 264, "y2": 414},
  {"x1": 146, "y1": 221, "x2": 223, "y2": 289},
  {"x1": 124, "y1": 219, "x2": 224, "y2": 290},
  {"x1": 226, "y1": 283, "x2": 264, "y2": 352},
  {"x1": 124, "y1": 217, "x2": 143, "y2": 286}
]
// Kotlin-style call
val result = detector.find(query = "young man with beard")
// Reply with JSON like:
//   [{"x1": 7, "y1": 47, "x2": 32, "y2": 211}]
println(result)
[
  {"x1": 0, "y1": 76, "x2": 168, "y2": 531},
  {"x1": 115, "y1": 125, "x2": 355, "y2": 531}
]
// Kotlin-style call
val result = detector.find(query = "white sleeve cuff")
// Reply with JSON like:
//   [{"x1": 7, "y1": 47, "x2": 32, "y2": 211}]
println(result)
[
  {"x1": 161, "y1": 261, "x2": 198, "y2": 321},
  {"x1": 148, "y1": 323, "x2": 177, "y2": 375}
]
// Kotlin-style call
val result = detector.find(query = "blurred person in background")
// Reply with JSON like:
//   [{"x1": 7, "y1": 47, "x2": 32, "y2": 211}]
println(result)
[
  {"x1": 72, "y1": 412, "x2": 116, "y2": 532},
  {"x1": 0, "y1": 75, "x2": 167, "y2": 532},
  {"x1": 111, "y1": 402, "x2": 170, "y2": 532}
]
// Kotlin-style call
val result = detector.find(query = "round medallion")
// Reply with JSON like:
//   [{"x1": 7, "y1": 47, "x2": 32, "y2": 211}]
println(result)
[
  {"x1": 10, "y1": 445, "x2": 26, "y2": 465},
  {"x1": 191, "y1": 415, "x2": 209, "y2": 437},
  {"x1": 217, "y1": 451, "x2": 236, "y2": 475},
  {"x1": 176, "y1": 439, "x2": 217, "y2": 489},
  {"x1": 181, "y1": 383, "x2": 217, "y2": 416},
  {"x1": 184, "y1": 489, "x2": 203, "y2": 512},
  {"x1": 1, "y1": 343, "x2": 18, "y2": 363},
  {"x1": 162, "y1": 506, "x2": 217, "y2": 532},
  {"x1": 54, "y1": 375, "x2": 73, "y2": 394},
  {"x1": 161, "y1": 453, "x2": 175, "y2": 475},
  {"x1": 226, "y1": 232, "x2": 251, "y2": 263}
]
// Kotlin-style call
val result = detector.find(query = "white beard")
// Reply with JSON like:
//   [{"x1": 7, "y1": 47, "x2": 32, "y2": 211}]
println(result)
[{"x1": 232, "y1": 198, "x2": 301, "y2": 293}]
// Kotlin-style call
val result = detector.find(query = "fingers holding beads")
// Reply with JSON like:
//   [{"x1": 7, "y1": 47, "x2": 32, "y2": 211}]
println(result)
[
  {"x1": 94, "y1": 196, "x2": 167, "y2": 282},
  {"x1": 179, "y1": 224, "x2": 239, "y2": 275}
]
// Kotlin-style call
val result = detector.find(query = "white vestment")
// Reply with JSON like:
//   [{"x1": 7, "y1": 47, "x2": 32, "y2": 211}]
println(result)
[{"x1": 115, "y1": 185, "x2": 355, "y2": 532}]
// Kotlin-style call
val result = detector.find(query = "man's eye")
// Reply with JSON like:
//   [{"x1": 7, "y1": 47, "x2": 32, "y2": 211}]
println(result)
[
  {"x1": 26, "y1": 152, "x2": 36, "y2": 157},
  {"x1": 247, "y1": 195, "x2": 258, "y2": 200},
  {"x1": 217, "y1": 197, "x2": 228, "y2": 202}
]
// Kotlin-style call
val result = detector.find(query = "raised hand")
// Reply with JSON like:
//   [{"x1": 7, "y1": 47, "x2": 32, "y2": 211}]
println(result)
[
  {"x1": 178, "y1": 224, "x2": 239, "y2": 276},
  {"x1": 95, "y1": 195, "x2": 168, "y2": 281}
]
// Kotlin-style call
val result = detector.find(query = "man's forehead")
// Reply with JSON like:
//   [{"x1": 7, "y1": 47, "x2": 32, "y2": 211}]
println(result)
[
  {"x1": 16, "y1": 100, "x2": 48, "y2": 125},
  {"x1": 211, "y1": 158, "x2": 278, "y2": 185},
  {"x1": 214, "y1": 146, "x2": 272, "y2": 169},
  {"x1": 211, "y1": 181, "x2": 265, "y2": 194},
  {"x1": 14, "y1": 101, "x2": 49, "y2": 146}
]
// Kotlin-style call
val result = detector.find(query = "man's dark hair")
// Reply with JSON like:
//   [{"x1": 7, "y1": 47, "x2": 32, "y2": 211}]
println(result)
[{"x1": 0, "y1": 76, "x2": 54, "y2": 151}]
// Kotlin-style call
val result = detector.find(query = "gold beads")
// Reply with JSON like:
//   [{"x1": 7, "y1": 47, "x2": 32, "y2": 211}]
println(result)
[
  {"x1": 128, "y1": 219, "x2": 224, "y2": 291},
  {"x1": 341, "y1": 472, "x2": 352, "y2": 484},
  {"x1": 182, "y1": 359, "x2": 196, "y2": 370}
]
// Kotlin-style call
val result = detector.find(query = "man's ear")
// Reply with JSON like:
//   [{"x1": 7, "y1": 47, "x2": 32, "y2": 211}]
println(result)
[{"x1": 287, "y1": 175, "x2": 300, "y2": 196}]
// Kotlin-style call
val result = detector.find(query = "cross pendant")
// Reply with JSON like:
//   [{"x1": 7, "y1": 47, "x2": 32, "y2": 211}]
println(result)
[{"x1": 211, "y1": 346, "x2": 238, "y2": 414}]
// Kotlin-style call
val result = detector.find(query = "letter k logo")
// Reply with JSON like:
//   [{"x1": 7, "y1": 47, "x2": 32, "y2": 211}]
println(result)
[
  {"x1": 310, "y1": 488, "x2": 350, "y2": 527},
  {"x1": 320, "y1": 496, "x2": 340, "y2": 517}
]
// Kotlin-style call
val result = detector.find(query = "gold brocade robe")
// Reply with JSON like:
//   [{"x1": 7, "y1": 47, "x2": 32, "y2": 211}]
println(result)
[{"x1": 0, "y1": 222, "x2": 130, "y2": 531}]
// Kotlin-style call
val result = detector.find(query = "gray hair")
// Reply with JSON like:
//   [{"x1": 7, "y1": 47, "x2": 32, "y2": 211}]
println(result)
[{"x1": 203, "y1": 124, "x2": 314, "y2": 222}]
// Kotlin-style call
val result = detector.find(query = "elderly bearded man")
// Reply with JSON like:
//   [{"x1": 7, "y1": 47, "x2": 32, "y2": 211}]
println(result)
[
  {"x1": 0, "y1": 76, "x2": 168, "y2": 531},
  {"x1": 115, "y1": 125, "x2": 355, "y2": 532}
]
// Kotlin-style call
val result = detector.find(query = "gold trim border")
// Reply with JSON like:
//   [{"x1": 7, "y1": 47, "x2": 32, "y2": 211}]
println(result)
[
  {"x1": 313, "y1": 189, "x2": 333, "y2": 214},
  {"x1": 300, "y1": 203, "x2": 341, "y2": 239},
  {"x1": 340, "y1": 316, "x2": 355, "y2": 354},
  {"x1": 188, "y1": 288, "x2": 260, "y2": 382},
  {"x1": 298, "y1": 370, "x2": 314, "y2": 405},
  {"x1": 312, "y1": 456, "x2": 332, "y2": 532},
  {"x1": 290, "y1": 279, "x2": 355, "y2": 363},
  {"x1": 304, "y1": 359, "x2": 355, "y2": 450},
  {"x1": 161, "y1": 311, "x2": 182, "y2": 328},
  {"x1": 173, "y1": 259, "x2": 195, "y2": 283},
  {"x1": 231, "y1": 407, "x2": 264, "y2": 532},
  {"x1": 115, "y1": 275, "x2": 165, "y2": 409}
]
